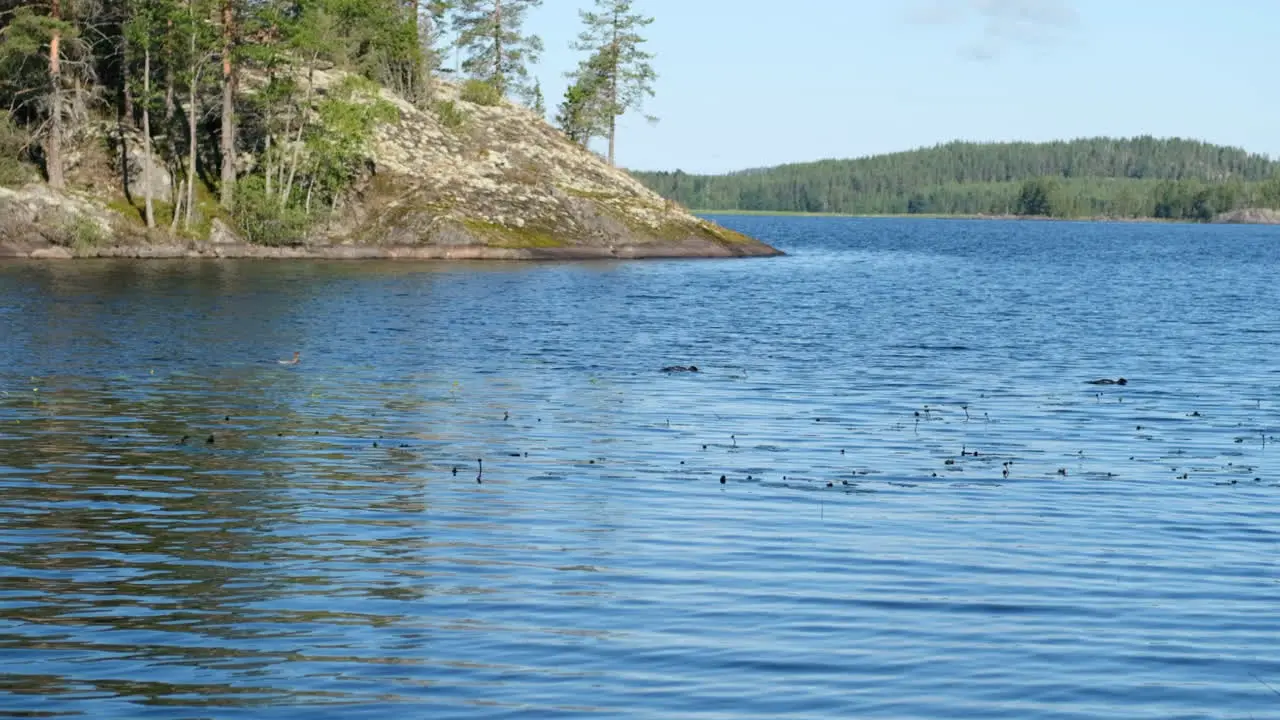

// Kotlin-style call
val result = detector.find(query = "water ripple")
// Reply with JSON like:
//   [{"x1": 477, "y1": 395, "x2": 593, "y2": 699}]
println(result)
[{"x1": 2, "y1": 219, "x2": 1279, "y2": 717}]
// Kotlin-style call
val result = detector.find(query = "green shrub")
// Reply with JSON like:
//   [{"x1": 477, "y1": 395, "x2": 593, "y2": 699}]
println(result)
[
  {"x1": 434, "y1": 99, "x2": 468, "y2": 130},
  {"x1": 232, "y1": 176, "x2": 312, "y2": 246},
  {"x1": 459, "y1": 79, "x2": 502, "y2": 107},
  {"x1": 65, "y1": 215, "x2": 108, "y2": 255},
  {"x1": 0, "y1": 112, "x2": 34, "y2": 187}
]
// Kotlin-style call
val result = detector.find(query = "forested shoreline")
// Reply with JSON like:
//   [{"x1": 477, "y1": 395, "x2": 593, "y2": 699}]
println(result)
[
  {"x1": 634, "y1": 138, "x2": 1280, "y2": 222},
  {"x1": 0, "y1": 0, "x2": 658, "y2": 245}
]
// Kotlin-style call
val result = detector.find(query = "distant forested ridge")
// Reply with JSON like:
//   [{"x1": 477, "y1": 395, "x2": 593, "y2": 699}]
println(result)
[{"x1": 632, "y1": 138, "x2": 1280, "y2": 221}]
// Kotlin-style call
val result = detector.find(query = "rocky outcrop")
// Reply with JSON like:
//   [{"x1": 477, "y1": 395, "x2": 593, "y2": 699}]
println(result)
[
  {"x1": 0, "y1": 184, "x2": 122, "y2": 258},
  {"x1": 1211, "y1": 208, "x2": 1280, "y2": 225},
  {"x1": 1, "y1": 72, "x2": 781, "y2": 260},
  {"x1": 336, "y1": 75, "x2": 779, "y2": 258}
]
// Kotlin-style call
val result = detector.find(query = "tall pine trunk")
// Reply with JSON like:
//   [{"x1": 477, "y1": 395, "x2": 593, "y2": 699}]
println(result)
[
  {"x1": 184, "y1": 0, "x2": 199, "y2": 231},
  {"x1": 493, "y1": 0, "x2": 503, "y2": 94},
  {"x1": 47, "y1": 0, "x2": 65, "y2": 188},
  {"x1": 164, "y1": 19, "x2": 176, "y2": 122},
  {"x1": 142, "y1": 45, "x2": 156, "y2": 229},
  {"x1": 119, "y1": 21, "x2": 132, "y2": 198},
  {"x1": 185, "y1": 76, "x2": 198, "y2": 230},
  {"x1": 169, "y1": 179, "x2": 184, "y2": 233},
  {"x1": 219, "y1": 0, "x2": 236, "y2": 209},
  {"x1": 607, "y1": 116, "x2": 616, "y2": 166},
  {"x1": 122, "y1": 27, "x2": 135, "y2": 126},
  {"x1": 606, "y1": 19, "x2": 619, "y2": 167}
]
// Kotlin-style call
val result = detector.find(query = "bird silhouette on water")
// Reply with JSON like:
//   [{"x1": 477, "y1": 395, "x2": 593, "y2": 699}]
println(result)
[{"x1": 476, "y1": 458, "x2": 483, "y2": 484}]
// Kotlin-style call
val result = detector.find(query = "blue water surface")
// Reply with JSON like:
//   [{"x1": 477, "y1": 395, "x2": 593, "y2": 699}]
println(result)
[{"x1": 1, "y1": 216, "x2": 1278, "y2": 719}]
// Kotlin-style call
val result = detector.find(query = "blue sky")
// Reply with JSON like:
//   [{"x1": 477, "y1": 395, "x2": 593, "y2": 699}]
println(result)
[{"x1": 502, "y1": 0, "x2": 1277, "y2": 174}]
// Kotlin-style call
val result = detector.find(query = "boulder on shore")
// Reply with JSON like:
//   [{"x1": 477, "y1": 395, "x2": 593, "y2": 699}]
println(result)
[{"x1": 1211, "y1": 208, "x2": 1280, "y2": 225}]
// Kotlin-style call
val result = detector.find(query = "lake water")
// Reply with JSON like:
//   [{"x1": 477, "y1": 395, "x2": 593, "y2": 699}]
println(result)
[{"x1": 2, "y1": 216, "x2": 1279, "y2": 719}]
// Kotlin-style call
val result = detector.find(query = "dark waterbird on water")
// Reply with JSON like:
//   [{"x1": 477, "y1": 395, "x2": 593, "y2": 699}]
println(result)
[
  {"x1": 476, "y1": 458, "x2": 483, "y2": 484},
  {"x1": 662, "y1": 365, "x2": 699, "y2": 373},
  {"x1": 1086, "y1": 377, "x2": 1127, "y2": 385}
]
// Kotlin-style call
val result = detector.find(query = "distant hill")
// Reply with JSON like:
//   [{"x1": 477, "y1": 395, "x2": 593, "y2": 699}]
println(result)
[{"x1": 632, "y1": 137, "x2": 1280, "y2": 221}]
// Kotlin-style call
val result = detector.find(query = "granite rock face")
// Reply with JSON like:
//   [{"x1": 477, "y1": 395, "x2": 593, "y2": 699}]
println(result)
[
  {"x1": 0, "y1": 184, "x2": 120, "y2": 257},
  {"x1": 320, "y1": 73, "x2": 779, "y2": 258}
]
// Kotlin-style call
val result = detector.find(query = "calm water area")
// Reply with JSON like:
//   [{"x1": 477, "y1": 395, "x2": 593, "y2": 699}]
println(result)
[{"x1": 1, "y1": 216, "x2": 1279, "y2": 718}]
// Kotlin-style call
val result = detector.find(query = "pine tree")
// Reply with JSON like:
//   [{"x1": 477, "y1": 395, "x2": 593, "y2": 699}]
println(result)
[
  {"x1": 530, "y1": 78, "x2": 545, "y2": 117},
  {"x1": 47, "y1": 0, "x2": 66, "y2": 188},
  {"x1": 219, "y1": 0, "x2": 237, "y2": 209},
  {"x1": 0, "y1": 2, "x2": 78, "y2": 187},
  {"x1": 570, "y1": 0, "x2": 655, "y2": 166},
  {"x1": 556, "y1": 49, "x2": 609, "y2": 146},
  {"x1": 450, "y1": 0, "x2": 542, "y2": 100}
]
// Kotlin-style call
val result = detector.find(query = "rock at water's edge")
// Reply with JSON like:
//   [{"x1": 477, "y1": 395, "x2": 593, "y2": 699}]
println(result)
[{"x1": 1211, "y1": 208, "x2": 1280, "y2": 225}]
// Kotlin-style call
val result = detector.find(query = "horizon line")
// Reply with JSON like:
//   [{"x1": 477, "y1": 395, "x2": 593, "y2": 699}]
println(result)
[{"x1": 623, "y1": 134, "x2": 1279, "y2": 176}]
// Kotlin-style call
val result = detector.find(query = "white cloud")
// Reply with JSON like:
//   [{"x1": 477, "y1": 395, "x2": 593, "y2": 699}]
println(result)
[{"x1": 909, "y1": 0, "x2": 1080, "y2": 61}]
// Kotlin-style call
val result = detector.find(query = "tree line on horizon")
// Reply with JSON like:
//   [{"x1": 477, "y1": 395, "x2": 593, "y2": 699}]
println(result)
[
  {"x1": 632, "y1": 138, "x2": 1280, "y2": 221},
  {"x1": 0, "y1": 0, "x2": 657, "y2": 244}
]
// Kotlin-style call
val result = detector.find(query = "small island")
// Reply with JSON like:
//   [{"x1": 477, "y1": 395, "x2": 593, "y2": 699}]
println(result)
[{"x1": 0, "y1": 3, "x2": 780, "y2": 261}]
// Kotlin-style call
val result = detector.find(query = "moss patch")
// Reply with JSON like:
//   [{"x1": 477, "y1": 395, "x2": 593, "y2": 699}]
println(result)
[
  {"x1": 106, "y1": 197, "x2": 146, "y2": 226},
  {"x1": 106, "y1": 185, "x2": 224, "y2": 242},
  {"x1": 700, "y1": 221, "x2": 756, "y2": 244},
  {"x1": 462, "y1": 219, "x2": 565, "y2": 248},
  {"x1": 106, "y1": 183, "x2": 229, "y2": 239},
  {"x1": 562, "y1": 186, "x2": 619, "y2": 201}
]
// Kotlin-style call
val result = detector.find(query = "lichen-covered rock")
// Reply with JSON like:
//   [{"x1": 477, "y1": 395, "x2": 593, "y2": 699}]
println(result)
[
  {"x1": 209, "y1": 218, "x2": 242, "y2": 245},
  {"x1": 308, "y1": 70, "x2": 781, "y2": 258}
]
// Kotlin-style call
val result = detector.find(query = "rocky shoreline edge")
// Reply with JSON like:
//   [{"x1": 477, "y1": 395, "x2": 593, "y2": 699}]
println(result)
[{"x1": 1, "y1": 238, "x2": 782, "y2": 261}]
